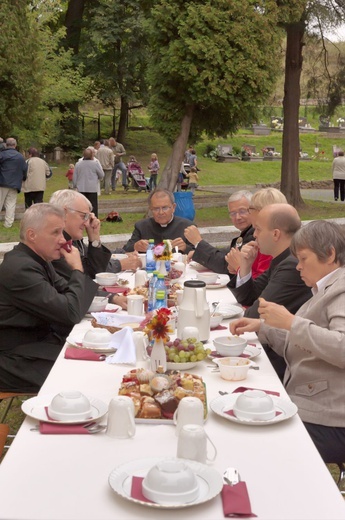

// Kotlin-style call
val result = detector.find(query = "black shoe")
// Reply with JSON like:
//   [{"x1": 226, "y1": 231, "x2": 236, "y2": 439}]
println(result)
[{"x1": 335, "y1": 198, "x2": 338, "y2": 201}]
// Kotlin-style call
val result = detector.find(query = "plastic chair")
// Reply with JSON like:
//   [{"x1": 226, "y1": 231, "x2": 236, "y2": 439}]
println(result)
[{"x1": 0, "y1": 392, "x2": 36, "y2": 423}]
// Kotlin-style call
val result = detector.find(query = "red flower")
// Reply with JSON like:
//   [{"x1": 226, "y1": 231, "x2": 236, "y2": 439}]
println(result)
[{"x1": 144, "y1": 307, "x2": 172, "y2": 341}]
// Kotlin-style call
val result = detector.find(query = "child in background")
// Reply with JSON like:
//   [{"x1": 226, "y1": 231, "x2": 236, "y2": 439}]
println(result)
[
  {"x1": 65, "y1": 164, "x2": 74, "y2": 189},
  {"x1": 186, "y1": 166, "x2": 199, "y2": 194},
  {"x1": 148, "y1": 153, "x2": 160, "y2": 192}
]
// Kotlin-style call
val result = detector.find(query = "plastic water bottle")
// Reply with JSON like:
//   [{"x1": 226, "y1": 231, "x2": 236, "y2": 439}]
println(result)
[
  {"x1": 155, "y1": 274, "x2": 167, "y2": 307},
  {"x1": 155, "y1": 290, "x2": 166, "y2": 309},
  {"x1": 146, "y1": 239, "x2": 156, "y2": 273},
  {"x1": 147, "y1": 270, "x2": 159, "y2": 312}
]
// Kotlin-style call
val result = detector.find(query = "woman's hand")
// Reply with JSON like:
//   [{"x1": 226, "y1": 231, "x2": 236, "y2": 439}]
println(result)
[
  {"x1": 229, "y1": 317, "x2": 261, "y2": 335},
  {"x1": 258, "y1": 297, "x2": 294, "y2": 330}
]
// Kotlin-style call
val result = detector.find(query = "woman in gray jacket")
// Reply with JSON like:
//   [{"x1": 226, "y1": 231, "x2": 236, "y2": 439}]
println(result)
[{"x1": 73, "y1": 148, "x2": 104, "y2": 217}]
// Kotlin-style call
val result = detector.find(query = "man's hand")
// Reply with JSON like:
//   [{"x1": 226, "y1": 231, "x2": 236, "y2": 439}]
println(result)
[
  {"x1": 258, "y1": 297, "x2": 294, "y2": 331},
  {"x1": 60, "y1": 245, "x2": 84, "y2": 272},
  {"x1": 110, "y1": 293, "x2": 127, "y2": 310},
  {"x1": 171, "y1": 237, "x2": 186, "y2": 252},
  {"x1": 85, "y1": 213, "x2": 101, "y2": 242},
  {"x1": 134, "y1": 239, "x2": 149, "y2": 252},
  {"x1": 184, "y1": 225, "x2": 201, "y2": 246},
  {"x1": 238, "y1": 241, "x2": 258, "y2": 277},
  {"x1": 225, "y1": 248, "x2": 241, "y2": 274},
  {"x1": 229, "y1": 317, "x2": 261, "y2": 336},
  {"x1": 120, "y1": 254, "x2": 142, "y2": 271},
  {"x1": 187, "y1": 250, "x2": 195, "y2": 262}
]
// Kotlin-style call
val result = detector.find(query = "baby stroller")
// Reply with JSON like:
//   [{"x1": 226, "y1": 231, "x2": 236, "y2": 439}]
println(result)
[{"x1": 127, "y1": 159, "x2": 150, "y2": 192}]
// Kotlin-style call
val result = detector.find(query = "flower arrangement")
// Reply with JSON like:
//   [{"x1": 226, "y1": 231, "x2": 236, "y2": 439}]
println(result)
[
  {"x1": 141, "y1": 308, "x2": 172, "y2": 341},
  {"x1": 153, "y1": 240, "x2": 172, "y2": 261}
]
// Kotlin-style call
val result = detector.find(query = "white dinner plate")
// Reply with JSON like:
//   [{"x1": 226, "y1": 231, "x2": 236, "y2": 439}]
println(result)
[
  {"x1": 209, "y1": 344, "x2": 262, "y2": 360},
  {"x1": 65, "y1": 335, "x2": 116, "y2": 353},
  {"x1": 204, "y1": 274, "x2": 229, "y2": 290},
  {"x1": 210, "y1": 393, "x2": 298, "y2": 426},
  {"x1": 189, "y1": 261, "x2": 209, "y2": 272},
  {"x1": 22, "y1": 395, "x2": 108, "y2": 424},
  {"x1": 108, "y1": 457, "x2": 223, "y2": 509},
  {"x1": 217, "y1": 303, "x2": 243, "y2": 319}
]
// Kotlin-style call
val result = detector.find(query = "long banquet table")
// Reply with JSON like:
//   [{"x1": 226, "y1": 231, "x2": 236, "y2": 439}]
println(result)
[{"x1": 0, "y1": 268, "x2": 344, "y2": 520}]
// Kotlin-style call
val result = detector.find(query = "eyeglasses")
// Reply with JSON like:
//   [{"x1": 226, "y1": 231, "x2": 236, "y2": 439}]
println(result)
[
  {"x1": 229, "y1": 209, "x2": 249, "y2": 218},
  {"x1": 248, "y1": 206, "x2": 258, "y2": 213},
  {"x1": 151, "y1": 206, "x2": 172, "y2": 213},
  {"x1": 66, "y1": 207, "x2": 91, "y2": 221}
]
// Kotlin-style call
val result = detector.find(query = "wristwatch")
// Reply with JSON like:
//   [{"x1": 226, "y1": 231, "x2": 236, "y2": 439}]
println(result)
[{"x1": 91, "y1": 239, "x2": 101, "y2": 248}]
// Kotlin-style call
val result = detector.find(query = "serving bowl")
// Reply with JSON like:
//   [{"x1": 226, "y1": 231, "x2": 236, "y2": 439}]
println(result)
[
  {"x1": 83, "y1": 328, "x2": 112, "y2": 348},
  {"x1": 142, "y1": 459, "x2": 199, "y2": 505},
  {"x1": 196, "y1": 272, "x2": 218, "y2": 285},
  {"x1": 210, "y1": 313, "x2": 223, "y2": 329},
  {"x1": 213, "y1": 336, "x2": 247, "y2": 357},
  {"x1": 95, "y1": 272, "x2": 118, "y2": 286},
  {"x1": 87, "y1": 296, "x2": 108, "y2": 313},
  {"x1": 48, "y1": 391, "x2": 92, "y2": 421},
  {"x1": 215, "y1": 357, "x2": 251, "y2": 381},
  {"x1": 233, "y1": 390, "x2": 276, "y2": 421}
]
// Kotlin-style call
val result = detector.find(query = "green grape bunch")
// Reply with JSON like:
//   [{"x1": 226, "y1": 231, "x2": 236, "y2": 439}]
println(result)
[{"x1": 165, "y1": 337, "x2": 211, "y2": 363}]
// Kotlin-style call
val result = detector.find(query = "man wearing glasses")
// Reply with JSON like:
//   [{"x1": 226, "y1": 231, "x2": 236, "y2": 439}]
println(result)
[
  {"x1": 122, "y1": 189, "x2": 194, "y2": 253},
  {"x1": 184, "y1": 190, "x2": 255, "y2": 275}
]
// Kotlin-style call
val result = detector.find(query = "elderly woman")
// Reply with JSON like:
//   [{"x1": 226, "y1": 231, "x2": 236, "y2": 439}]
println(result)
[{"x1": 230, "y1": 220, "x2": 345, "y2": 462}]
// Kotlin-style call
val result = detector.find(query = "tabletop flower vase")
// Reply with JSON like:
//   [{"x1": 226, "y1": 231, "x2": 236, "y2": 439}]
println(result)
[
  {"x1": 153, "y1": 240, "x2": 172, "y2": 276},
  {"x1": 150, "y1": 337, "x2": 167, "y2": 372},
  {"x1": 141, "y1": 307, "x2": 172, "y2": 373}
]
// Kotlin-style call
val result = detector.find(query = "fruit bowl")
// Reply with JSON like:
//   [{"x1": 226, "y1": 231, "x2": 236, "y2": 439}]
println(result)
[{"x1": 165, "y1": 337, "x2": 211, "y2": 368}]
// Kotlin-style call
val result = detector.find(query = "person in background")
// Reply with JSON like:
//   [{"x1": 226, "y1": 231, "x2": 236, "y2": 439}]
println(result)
[
  {"x1": 148, "y1": 153, "x2": 160, "y2": 192},
  {"x1": 0, "y1": 137, "x2": 27, "y2": 228},
  {"x1": 73, "y1": 148, "x2": 104, "y2": 217},
  {"x1": 188, "y1": 148, "x2": 198, "y2": 170},
  {"x1": 230, "y1": 220, "x2": 345, "y2": 464},
  {"x1": 332, "y1": 150, "x2": 345, "y2": 201},
  {"x1": 65, "y1": 163, "x2": 74, "y2": 189},
  {"x1": 177, "y1": 162, "x2": 187, "y2": 191},
  {"x1": 109, "y1": 137, "x2": 127, "y2": 192},
  {"x1": 186, "y1": 166, "x2": 198, "y2": 194},
  {"x1": 95, "y1": 139, "x2": 114, "y2": 195},
  {"x1": 0, "y1": 203, "x2": 97, "y2": 392},
  {"x1": 0, "y1": 138, "x2": 6, "y2": 152},
  {"x1": 22, "y1": 147, "x2": 50, "y2": 208},
  {"x1": 122, "y1": 189, "x2": 194, "y2": 253}
]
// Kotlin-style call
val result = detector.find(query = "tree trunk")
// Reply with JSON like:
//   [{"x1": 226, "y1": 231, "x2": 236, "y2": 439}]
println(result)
[
  {"x1": 117, "y1": 96, "x2": 128, "y2": 143},
  {"x1": 280, "y1": 20, "x2": 306, "y2": 208},
  {"x1": 158, "y1": 104, "x2": 194, "y2": 192},
  {"x1": 64, "y1": 0, "x2": 86, "y2": 54}
]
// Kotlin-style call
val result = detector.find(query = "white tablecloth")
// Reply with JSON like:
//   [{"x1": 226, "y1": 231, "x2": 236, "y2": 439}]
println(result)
[{"x1": 0, "y1": 269, "x2": 344, "y2": 520}]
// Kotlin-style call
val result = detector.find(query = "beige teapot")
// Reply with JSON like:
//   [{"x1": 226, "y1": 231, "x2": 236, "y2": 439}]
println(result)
[{"x1": 176, "y1": 280, "x2": 210, "y2": 342}]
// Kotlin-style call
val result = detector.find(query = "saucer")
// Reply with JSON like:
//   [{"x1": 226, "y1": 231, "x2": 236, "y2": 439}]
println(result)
[{"x1": 208, "y1": 344, "x2": 262, "y2": 360}]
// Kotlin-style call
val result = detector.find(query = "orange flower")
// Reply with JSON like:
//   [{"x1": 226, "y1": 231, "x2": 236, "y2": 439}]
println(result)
[{"x1": 144, "y1": 307, "x2": 172, "y2": 341}]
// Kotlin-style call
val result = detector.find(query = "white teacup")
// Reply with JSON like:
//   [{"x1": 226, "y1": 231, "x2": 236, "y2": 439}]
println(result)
[
  {"x1": 127, "y1": 294, "x2": 144, "y2": 316},
  {"x1": 106, "y1": 396, "x2": 136, "y2": 439},
  {"x1": 134, "y1": 269, "x2": 148, "y2": 288},
  {"x1": 173, "y1": 261, "x2": 186, "y2": 276},
  {"x1": 177, "y1": 424, "x2": 217, "y2": 464},
  {"x1": 173, "y1": 396, "x2": 204, "y2": 436},
  {"x1": 138, "y1": 253, "x2": 146, "y2": 268},
  {"x1": 182, "y1": 326, "x2": 199, "y2": 341}
]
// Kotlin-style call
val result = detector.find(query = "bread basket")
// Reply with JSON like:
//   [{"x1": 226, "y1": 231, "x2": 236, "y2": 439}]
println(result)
[{"x1": 91, "y1": 318, "x2": 121, "y2": 334}]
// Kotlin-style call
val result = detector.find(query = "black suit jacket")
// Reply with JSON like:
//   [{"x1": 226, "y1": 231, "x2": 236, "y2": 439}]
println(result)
[
  {"x1": 192, "y1": 225, "x2": 254, "y2": 275},
  {"x1": 228, "y1": 248, "x2": 312, "y2": 318}
]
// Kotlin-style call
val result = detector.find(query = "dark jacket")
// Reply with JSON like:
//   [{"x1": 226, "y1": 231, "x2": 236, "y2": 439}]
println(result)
[
  {"x1": 123, "y1": 215, "x2": 194, "y2": 253},
  {"x1": 228, "y1": 248, "x2": 312, "y2": 318},
  {"x1": 0, "y1": 148, "x2": 27, "y2": 192},
  {"x1": 192, "y1": 225, "x2": 254, "y2": 275}
]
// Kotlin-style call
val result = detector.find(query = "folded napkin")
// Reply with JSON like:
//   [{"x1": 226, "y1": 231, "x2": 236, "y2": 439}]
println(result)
[
  {"x1": 222, "y1": 482, "x2": 257, "y2": 517},
  {"x1": 91, "y1": 312, "x2": 143, "y2": 328},
  {"x1": 64, "y1": 347, "x2": 105, "y2": 362},
  {"x1": 106, "y1": 327, "x2": 136, "y2": 365},
  {"x1": 232, "y1": 387, "x2": 280, "y2": 397},
  {"x1": 103, "y1": 286, "x2": 129, "y2": 294},
  {"x1": 39, "y1": 422, "x2": 91, "y2": 435}
]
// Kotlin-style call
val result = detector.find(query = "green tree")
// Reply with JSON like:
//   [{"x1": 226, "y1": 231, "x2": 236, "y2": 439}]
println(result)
[
  {"x1": 145, "y1": 0, "x2": 283, "y2": 191},
  {"x1": 83, "y1": 0, "x2": 148, "y2": 143}
]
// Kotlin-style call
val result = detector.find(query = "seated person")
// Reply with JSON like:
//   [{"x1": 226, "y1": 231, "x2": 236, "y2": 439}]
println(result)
[
  {"x1": 231, "y1": 220, "x2": 345, "y2": 464},
  {"x1": 185, "y1": 190, "x2": 255, "y2": 275},
  {"x1": 0, "y1": 203, "x2": 97, "y2": 393},
  {"x1": 50, "y1": 190, "x2": 141, "y2": 309},
  {"x1": 122, "y1": 189, "x2": 194, "y2": 253}
]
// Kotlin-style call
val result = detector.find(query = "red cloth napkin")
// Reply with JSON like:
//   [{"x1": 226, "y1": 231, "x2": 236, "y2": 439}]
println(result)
[
  {"x1": 212, "y1": 324, "x2": 228, "y2": 331},
  {"x1": 103, "y1": 286, "x2": 129, "y2": 294},
  {"x1": 39, "y1": 422, "x2": 91, "y2": 434},
  {"x1": 232, "y1": 387, "x2": 280, "y2": 397},
  {"x1": 131, "y1": 477, "x2": 152, "y2": 503},
  {"x1": 222, "y1": 482, "x2": 257, "y2": 517},
  {"x1": 64, "y1": 347, "x2": 105, "y2": 361}
]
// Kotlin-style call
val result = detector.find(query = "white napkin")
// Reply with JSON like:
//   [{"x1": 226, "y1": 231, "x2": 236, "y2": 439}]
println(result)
[
  {"x1": 106, "y1": 327, "x2": 136, "y2": 365},
  {"x1": 91, "y1": 312, "x2": 143, "y2": 327}
]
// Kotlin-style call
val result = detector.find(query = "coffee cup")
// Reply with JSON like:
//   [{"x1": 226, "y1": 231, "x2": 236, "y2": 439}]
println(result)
[
  {"x1": 182, "y1": 326, "x2": 199, "y2": 341},
  {"x1": 132, "y1": 331, "x2": 149, "y2": 368},
  {"x1": 175, "y1": 290, "x2": 184, "y2": 306},
  {"x1": 127, "y1": 294, "x2": 144, "y2": 316},
  {"x1": 173, "y1": 396, "x2": 204, "y2": 436},
  {"x1": 134, "y1": 269, "x2": 148, "y2": 288},
  {"x1": 177, "y1": 424, "x2": 217, "y2": 464},
  {"x1": 106, "y1": 396, "x2": 136, "y2": 439},
  {"x1": 138, "y1": 253, "x2": 146, "y2": 269}
]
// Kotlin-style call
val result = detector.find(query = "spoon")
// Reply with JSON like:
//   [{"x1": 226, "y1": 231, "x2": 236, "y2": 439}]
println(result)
[
  {"x1": 235, "y1": 237, "x2": 243, "y2": 250},
  {"x1": 211, "y1": 302, "x2": 220, "y2": 317},
  {"x1": 223, "y1": 467, "x2": 240, "y2": 486}
]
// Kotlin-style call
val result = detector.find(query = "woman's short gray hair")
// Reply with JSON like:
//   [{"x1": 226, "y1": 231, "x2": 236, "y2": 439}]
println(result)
[
  {"x1": 49, "y1": 189, "x2": 92, "y2": 210},
  {"x1": 20, "y1": 203, "x2": 65, "y2": 241},
  {"x1": 228, "y1": 190, "x2": 252, "y2": 203},
  {"x1": 290, "y1": 220, "x2": 345, "y2": 265}
]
